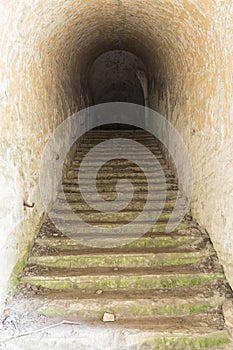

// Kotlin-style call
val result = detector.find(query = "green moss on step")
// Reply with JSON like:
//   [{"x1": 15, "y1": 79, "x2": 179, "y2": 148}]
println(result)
[
  {"x1": 35, "y1": 236, "x2": 198, "y2": 251},
  {"x1": 20, "y1": 273, "x2": 224, "y2": 291},
  {"x1": 108, "y1": 303, "x2": 215, "y2": 318},
  {"x1": 9, "y1": 213, "x2": 46, "y2": 293},
  {"x1": 10, "y1": 241, "x2": 34, "y2": 293},
  {"x1": 37, "y1": 302, "x2": 216, "y2": 319},
  {"x1": 29, "y1": 252, "x2": 201, "y2": 269},
  {"x1": 145, "y1": 332, "x2": 231, "y2": 349}
]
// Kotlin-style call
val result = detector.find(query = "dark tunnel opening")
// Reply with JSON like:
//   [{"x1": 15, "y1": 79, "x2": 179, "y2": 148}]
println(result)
[{"x1": 88, "y1": 50, "x2": 147, "y2": 130}]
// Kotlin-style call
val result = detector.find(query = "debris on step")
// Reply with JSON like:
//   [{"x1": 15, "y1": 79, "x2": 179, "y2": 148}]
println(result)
[
  {"x1": 102, "y1": 312, "x2": 115, "y2": 322},
  {"x1": 95, "y1": 289, "x2": 103, "y2": 295}
]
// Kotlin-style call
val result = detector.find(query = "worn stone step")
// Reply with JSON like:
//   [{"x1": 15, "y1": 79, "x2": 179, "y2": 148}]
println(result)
[
  {"x1": 14, "y1": 294, "x2": 224, "y2": 320},
  {"x1": 71, "y1": 160, "x2": 168, "y2": 168},
  {"x1": 2, "y1": 323, "x2": 230, "y2": 350},
  {"x1": 50, "y1": 209, "x2": 184, "y2": 224},
  {"x1": 22, "y1": 282, "x2": 226, "y2": 300},
  {"x1": 28, "y1": 252, "x2": 202, "y2": 269},
  {"x1": 76, "y1": 145, "x2": 162, "y2": 152},
  {"x1": 79, "y1": 140, "x2": 161, "y2": 146},
  {"x1": 34, "y1": 235, "x2": 203, "y2": 252},
  {"x1": 66, "y1": 171, "x2": 174, "y2": 181},
  {"x1": 52, "y1": 199, "x2": 179, "y2": 212},
  {"x1": 48, "y1": 220, "x2": 190, "y2": 233},
  {"x1": 22, "y1": 264, "x2": 222, "y2": 278},
  {"x1": 73, "y1": 153, "x2": 164, "y2": 161},
  {"x1": 50, "y1": 220, "x2": 189, "y2": 236},
  {"x1": 57, "y1": 190, "x2": 179, "y2": 202},
  {"x1": 67, "y1": 170, "x2": 174, "y2": 180},
  {"x1": 60, "y1": 183, "x2": 179, "y2": 193},
  {"x1": 32, "y1": 243, "x2": 203, "y2": 258},
  {"x1": 62, "y1": 182, "x2": 177, "y2": 191},
  {"x1": 81, "y1": 133, "x2": 160, "y2": 138},
  {"x1": 20, "y1": 272, "x2": 224, "y2": 291},
  {"x1": 73, "y1": 157, "x2": 164, "y2": 165}
]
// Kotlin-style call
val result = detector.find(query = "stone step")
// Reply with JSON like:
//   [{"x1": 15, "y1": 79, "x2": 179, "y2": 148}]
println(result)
[
  {"x1": 21, "y1": 282, "x2": 226, "y2": 300},
  {"x1": 20, "y1": 271, "x2": 224, "y2": 291},
  {"x1": 3, "y1": 324, "x2": 230, "y2": 350},
  {"x1": 34, "y1": 235, "x2": 204, "y2": 252},
  {"x1": 71, "y1": 159, "x2": 167, "y2": 167},
  {"x1": 14, "y1": 294, "x2": 224, "y2": 320},
  {"x1": 66, "y1": 171, "x2": 174, "y2": 181},
  {"x1": 32, "y1": 243, "x2": 203, "y2": 257},
  {"x1": 57, "y1": 190, "x2": 179, "y2": 201},
  {"x1": 52, "y1": 199, "x2": 179, "y2": 211},
  {"x1": 67, "y1": 169, "x2": 174, "y2": 179},
  {"x1": 50, "y1": 209, "x2": 184, "y2": 223},
  {"x1": 60, "y1": 183, "x2": 179, "y2": 193},
  {"x1": 28, "y1": 251, "x2": 202, "y2": 269},
  {"x1": 73, "y1": 149, "x2": 164, "y2": 157},
  {"x1": 46, "y1": 221, "x2": 189, "y2": 235},
  {"x1": 50, "y1": 220, "x2": 189, "y2": 235}
]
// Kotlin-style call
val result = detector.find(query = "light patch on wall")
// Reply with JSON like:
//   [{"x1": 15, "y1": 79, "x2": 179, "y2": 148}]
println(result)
[
  {"x1": 0, "y1": 79, "x2": 8, "y2": 107},
  {"x1": 0, "y1": 159, "x2": 24, "y2": 250},
  {"x1": 0, "y1": 3, "x2": 8, "y2": 26}
]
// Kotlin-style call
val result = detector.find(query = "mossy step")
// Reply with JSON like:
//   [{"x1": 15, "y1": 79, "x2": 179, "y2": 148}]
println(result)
[
  {"x1": 78, "y1": 137, "x2": 160, "y2": 142},
  {"x1": 28, "y1": 252, "x2": 202, "y2": 269},
  {"x1": 16, "y1": 295, "x2": 224, "y2": 320},
  {"x1": 75, "y1": 142, "x2": 161, "y2": 147},
  {"x1": 50, "y1": 210, "x2": 183, "y2": 223},
  {"x1": 57, "y1": 190, "x2": 179, "y2": 201},
  {"x1": 71, "y1": 160, "x2": 171, "y2": 168},
  {"x1": 49, "y1": 221, "x2": 189, "y2": 236},
  {"x1": 62, "y1": 182, "x2": 177, "y2": 192},
  {"x1": 35, "y1": 235, "x2": 199, "y2": 251},
  {"x1": 71, "y1": 161, "x2": 168, "y2": 169},
  {"x1": 20, "y1": 272, "x2": 224, "y2": 291},
  {"x1": 75, "y1": 150, "x2": 163, "y2": 157},
  {"x1": 67, "y1": 169, "x2": 174, "y2": 178},
  {"x1": 47, "y1": 222, "x2": 190, "y2": 237},
  {"x1": 142, "y1": 331, "x2": 231, "y2": 350},
  {"x1": 28, "y1": 283, "x2": 224, "y2": 300},
  {"x1": 32, "y1": 243, "x2": 201, "y2": 257},
  {"x1": 61, "y1": 184, "x2": 178, "y2": 193},
  {"x1": 3, "y1": 332, "x2": 231, "y2": 350},
  {"x1": 73, "y1": 155, "x2": 165, "y2": 163},
  {"x1": 66, "y1": 173, "x2": 175, "y2": 182},
  {"x1": 85, "y1": 130, "x2": 155, "y2": 133},
  {"x1": 52, "y1": 200, "x2": 179, "y2": 211}
]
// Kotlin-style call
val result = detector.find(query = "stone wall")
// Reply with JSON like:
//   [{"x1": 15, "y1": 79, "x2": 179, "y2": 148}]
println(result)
[{"x1": 0, "y1": 0, "x2": 232, "y2": 313}]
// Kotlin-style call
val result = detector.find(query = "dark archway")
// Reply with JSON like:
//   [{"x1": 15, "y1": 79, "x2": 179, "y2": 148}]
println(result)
[{"x1": 88, "y1": 50, "x2": 147, "y2": 129}]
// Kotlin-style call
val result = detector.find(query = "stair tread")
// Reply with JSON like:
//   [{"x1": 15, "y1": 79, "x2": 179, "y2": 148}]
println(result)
[{"x1": 17, "y1": 282, "x2": 226, "y2": 300}]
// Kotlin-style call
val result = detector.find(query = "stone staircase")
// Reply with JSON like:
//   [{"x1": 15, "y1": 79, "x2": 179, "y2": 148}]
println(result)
[{"x1": 5, "y1": 129, "x2": 233, "y2": 349}]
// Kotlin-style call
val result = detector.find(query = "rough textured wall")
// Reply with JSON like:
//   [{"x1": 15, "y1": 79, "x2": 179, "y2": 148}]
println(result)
[
  {"x1": 148, "y1": 0, "x2": 233, "y2": 289},
  {"x1": 0, "y1": 0, "x2": 232, "y2": 313}
]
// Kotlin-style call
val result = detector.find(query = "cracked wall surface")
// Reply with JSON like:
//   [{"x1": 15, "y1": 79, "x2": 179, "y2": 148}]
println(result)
[{"x1": 0, "y1": 0, "x2": 232, "y2": 313}]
